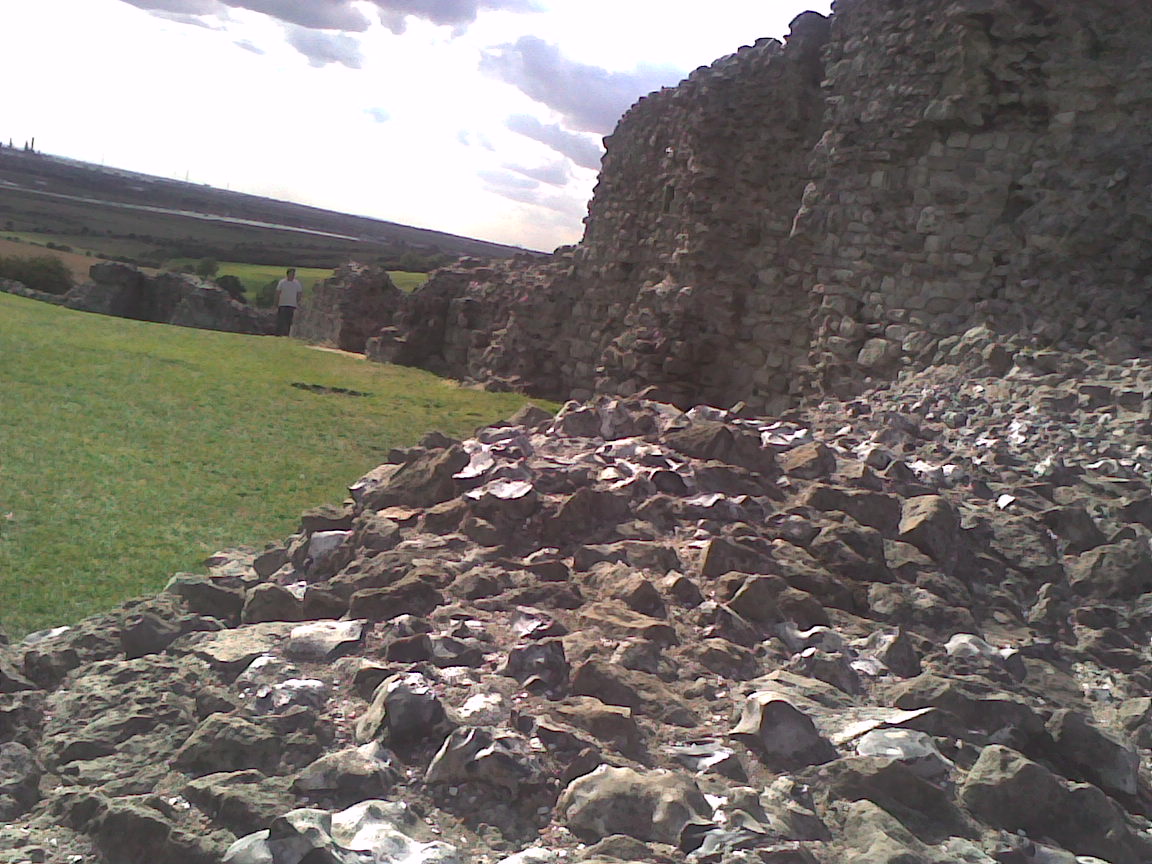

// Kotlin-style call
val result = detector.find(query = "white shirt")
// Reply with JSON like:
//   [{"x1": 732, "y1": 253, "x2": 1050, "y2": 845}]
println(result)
[{"x1": 276, "y1": 278, "x2": 303, "y2": 308}]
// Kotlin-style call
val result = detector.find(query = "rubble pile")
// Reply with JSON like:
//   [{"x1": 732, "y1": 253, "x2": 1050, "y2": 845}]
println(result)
[
  {"x1": 0, "y1": 262, "x2": 273, "y2": 335},
  {"x1": 5, "y1": 335, "x2": 1152, "y2": 863}
]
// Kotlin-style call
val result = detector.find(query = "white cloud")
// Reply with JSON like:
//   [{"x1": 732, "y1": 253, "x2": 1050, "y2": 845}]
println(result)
[
  {"x1": 372, "y1": 0, "x2": 541, "y2": 35},
  {"x1": 119, "y1": 0, "x2": 224, "y2": 13},
  {"x1": 365, "y1": 107, "x2": 392, "y2": 123},
  {"x1": 506, "y1": 160, "x2": 569, "y2": 186},
  {"x1": 227, "y1": 0, "x2": 370, "y2": 30},
  {"x1": 480, "y1": 35, "x2": 684, "y2": 133},
  {"x1": 505, "y1": 114, "x2": 602, "y2": 170},
  {"x1": 284, "y1": 26, "x2": 364, "y2": 68},
  {"x1": 479, "y1": 168, "x2": 540, "y2": 192}
]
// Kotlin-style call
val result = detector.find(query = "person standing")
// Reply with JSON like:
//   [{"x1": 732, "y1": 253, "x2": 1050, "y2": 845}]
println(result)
[{"x1": 274, "y1": 268, "x2": 303, "y2": 336}]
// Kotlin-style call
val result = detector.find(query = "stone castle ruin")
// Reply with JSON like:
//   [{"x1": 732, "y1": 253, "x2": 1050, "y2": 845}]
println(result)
[
  {"x1": 295, "y1": 0, "x2": 1152, "y2": 412},
  {"x1": 10, "y1": 3, "x2": 1152, "y2": 863}
]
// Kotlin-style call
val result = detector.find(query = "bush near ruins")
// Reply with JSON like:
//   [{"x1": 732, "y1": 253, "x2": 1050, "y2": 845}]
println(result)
[
  {"x1": 0, "y1": 253, "x2": 73, "y2": 294},
  {"x1": 195, "y1": 257, "x2": 219, "y2": 278},
  {"x1": 215, "y1": 274, "x2": 246, "y2": 302}
]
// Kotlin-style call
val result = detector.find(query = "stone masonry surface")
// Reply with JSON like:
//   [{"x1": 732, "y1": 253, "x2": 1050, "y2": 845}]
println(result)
[{"x1": 294, "y1": 0, "x2": 1152, "y2": 414}]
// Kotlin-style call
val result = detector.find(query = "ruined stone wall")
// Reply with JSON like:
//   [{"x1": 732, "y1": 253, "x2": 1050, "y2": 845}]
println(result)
[
  {"x1": 1, "y1": 263, "x2": 274, "y2": 335},
  {"x1": 799, "y1": 0, "x2": 1152, "y2": 394},
  {"x1": 297, "y1": 0, "x2": 1152, "y2": 411},
  {"x1": 291, "y1": 266, "x2": 405, "y2": 352},
  {"x1": 556, "y1": 12, "x2": 831, "y2": 412}
]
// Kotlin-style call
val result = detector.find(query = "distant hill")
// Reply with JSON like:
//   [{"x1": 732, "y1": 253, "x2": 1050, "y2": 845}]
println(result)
[{"x1": 0, "y1": 148, "x2": 531, "y2": 261}]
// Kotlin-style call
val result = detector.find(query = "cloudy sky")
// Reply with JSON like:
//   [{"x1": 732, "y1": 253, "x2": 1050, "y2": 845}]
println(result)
[{"x1": 1, "y1": 0, "x2": 831, "y2": 251}]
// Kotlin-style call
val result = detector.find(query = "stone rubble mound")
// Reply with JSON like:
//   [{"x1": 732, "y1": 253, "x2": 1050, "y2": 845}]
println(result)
[
  {"x1": 5, "y1": 336, "x2": 1152, "y2": 863},
  {"x1": 0, "y1": 262, "x2": 273, "y2": 335}
]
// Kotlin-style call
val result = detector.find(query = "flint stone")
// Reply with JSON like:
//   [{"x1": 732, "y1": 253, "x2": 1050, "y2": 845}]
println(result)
[
  {"x1": 1047, "y1": 709, "x2": 1139, "y2": 796},
  {"x1": 897, "y1": 495, "x2": 960, "y2": 572},
  {"x1": 223, "y1": 800, "x2": 462, "y2": 864},
  {"x1": 780, "y1": 442, "x2": 837, "y2": 479},
  {"x1": 730, "y1": 693, "x2": 837, "y2": 769},
  {"x1": 958, "y1": 744, "x2": 1152, "y2": 863},
  {"x1": 577, "y1": 602, "x2": 677, "y2": 644},
  {"x1": 855, "y1": 729, "x2": 952, "y2": 780},
  {"x1": 865, "y1": 629, "x2": 922, "y2": 678},
  {"x1": 355, "y1": 672, "x2": 449, "y2": 746},
  {"x1": 83, "y1": 791, "x2": 226, "y2": 864},
  {"x1": 174, "y1": 622, "x2": 296, "y2": 678},
  {"x1": 959, "y1": 745, "x2": 1067, "y2": 836},
  {"x1": 814, "y1": 756, "x2": 972, "y2": 844},
  {"x1": 361, "y1": 445, "x2": 468, "y2": 511},
  {"x1": 254, "y1": 545, "x2": 290, "y2": 578},
  {"x1": 786, "y1": 648, "x2": 861, "y2": 695},
  {"x1": 285, "y1": 619, "x2": 364, "y2": 661},
  {"x1": 349, "y1": 577, "x2": 445, "y2": 621},
  {"x1": 295, "y1": 742, "x2": 400, "y2": 797},
  {"x1": 799, "y1": 486, "x2": 901, "y2": 535},
  {"x1": 424, "y1": 726, "x2": 544, "y2": 792},
  {"x1": 698, "y1": 537, "x2": 774, "y2": 578},
  {"x1": 243, "y1": 583, "x2": 306, "y2": 624},
  {"x1": 0, "y1": 741, "x2": 41, "y2": 819},
  {"x1": 0, "y1": 656, "x2": 37, "y2": 693},
  {"x1": 842, "y1": 799, "x2": 930, "y2": 864},
  {"x1": 184, "y1": 769, "x2": 298, "y2": 837},
  {"x1": 1068, "y1": 539, "x2": 1152, "y2": 599},
  {"x1": 501, "y1": 639, "x2": 569, "y2": 691},
  {"x1": 301, "y1": 503, "x2": 354, "y2": 533},
  {"x1": 174, "y1": 712, "x2": 281, "y2": 777},
  {"x1": 727, "y1": 574, "x2": 788, "y2": 623},
  {"x1": 22, "y1": 616, "x2": 123, "y2": 689},
  {"x1": 570, "y1": 659, "x2": 699, "y2": 726},
  {"x1": 1041, "y1": 506, "x2": 1107, "y2": 554},
  {"x1": 165, "y1": 572, "x2": 246, "y2": 623},
  {"x1": 557, "y1": 765, "x2": 712, "y2": 846},
  {"x1": 664, "y1": 419, "x2": 777, "y2": 477},
  {"x1": 119, "y1": 611, "x2": 185, "y2": 659},
  {"x1": 888, "y1": 674, "x2": 1045, "y2": 747},
  {"x1": 542, "y1": 487, "x2": 633, "y2": 545},
  {"x1": 549, "y1": 697, "x2": 645, "y2": 759}
]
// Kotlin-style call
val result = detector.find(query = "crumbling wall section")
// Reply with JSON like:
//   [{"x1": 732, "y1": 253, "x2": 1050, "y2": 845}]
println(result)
[
  {"x1": 298, "y1": 0, "x2": 1152, "y2": 410},
  {"x1": 560, "y1": 13, "x2": 832, "y2": 412},
  {"x1": 799, "y1": 0, "x2": 1152, "y2": 395},
  {"x1": 291, "y1": 265, "x2": 405, "y2": 352}
]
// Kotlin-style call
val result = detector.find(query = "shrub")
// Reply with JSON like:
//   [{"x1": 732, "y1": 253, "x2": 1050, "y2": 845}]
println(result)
[
  {"x1": 216, "y1": 275, "x2": 246, "y2": 303},
  {"x1": 195, "y1": 258, "x2": 219, "y2": 279},
  {"x1": 253, "y1": 279, "x2": 278, "y2": 308},
  {"x1": 0, "y1": 255, "x2": 73, "y2": 295}
]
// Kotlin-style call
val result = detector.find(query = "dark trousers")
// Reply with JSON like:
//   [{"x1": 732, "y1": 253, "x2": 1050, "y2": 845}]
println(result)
[{"x1": 276, "y1": 305, "x2": 296, "y2": 336}]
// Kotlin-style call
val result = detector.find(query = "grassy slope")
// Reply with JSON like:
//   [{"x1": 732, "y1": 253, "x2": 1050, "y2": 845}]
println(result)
[{"x1": 0, "y1": 293, "x2": 550, "y2": 635}]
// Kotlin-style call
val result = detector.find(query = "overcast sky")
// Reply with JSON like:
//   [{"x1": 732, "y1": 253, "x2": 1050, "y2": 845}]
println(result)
[{"x1": 0, "y1": 0, "x2": 831, "y2": 251}]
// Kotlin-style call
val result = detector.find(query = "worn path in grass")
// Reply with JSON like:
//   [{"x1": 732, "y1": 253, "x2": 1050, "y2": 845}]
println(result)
[{"x1": 0, "y1": 293, "x2": 548, "y2": 635}]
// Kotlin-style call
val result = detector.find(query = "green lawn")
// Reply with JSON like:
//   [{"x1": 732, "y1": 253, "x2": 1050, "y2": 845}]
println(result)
[
  {"x1": 212, "y1": 261, "x2": 333, "y2": 291},
  {"x1": 0, "y1": 293, "x2": 551, "y2": 636},
  {"x1": 168, "y1": 261, "x2": 428, "y2": 301},
  {"x1": 388, "y1": 271, "x2": 428, "y2": 293}
]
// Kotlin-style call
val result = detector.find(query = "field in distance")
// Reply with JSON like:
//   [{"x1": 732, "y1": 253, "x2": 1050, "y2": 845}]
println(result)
[
  {"x1": 0, "y1": 292, "x2": 550, "y2": 636},
  {"x1": 1, "y1": 233, "x2": 428, "y2": 300}
]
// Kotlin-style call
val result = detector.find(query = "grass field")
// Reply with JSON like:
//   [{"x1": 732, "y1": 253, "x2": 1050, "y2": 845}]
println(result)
[
  {"x1": 388, "y1": 271, "x2": 429, "y2": 293},
  {"x1": 0, "y1": 293, "x2": 551, "y2": 636}
]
